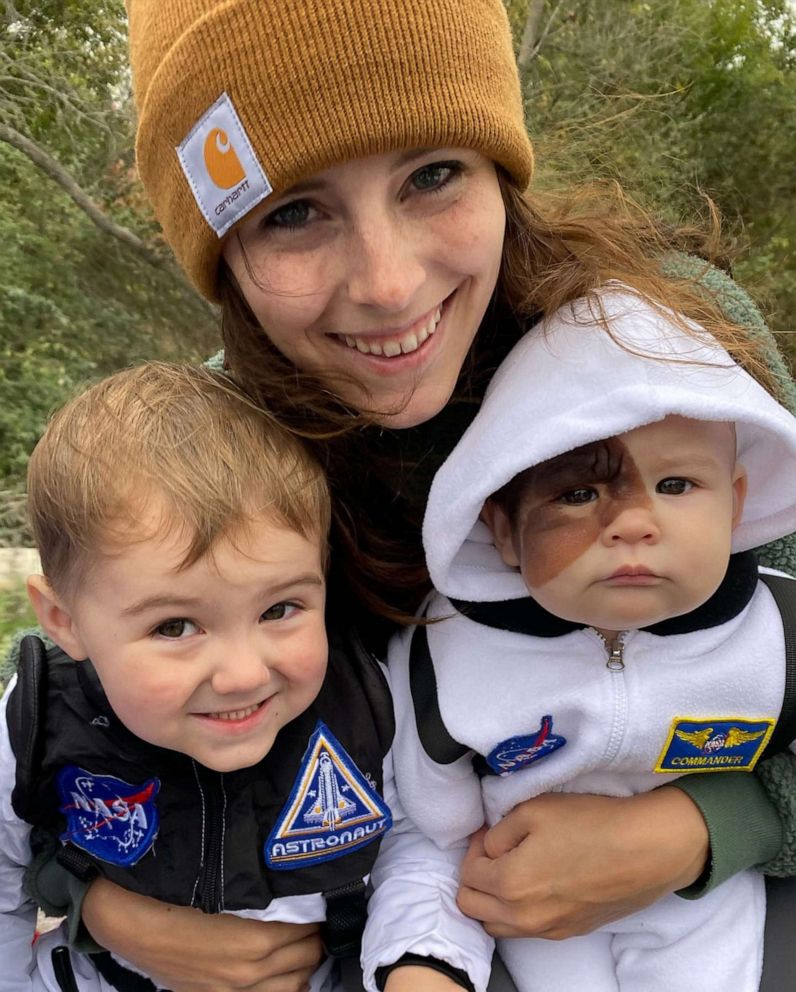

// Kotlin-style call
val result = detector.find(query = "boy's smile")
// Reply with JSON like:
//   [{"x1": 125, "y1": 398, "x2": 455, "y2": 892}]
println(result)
[
  {"x1": 35, "y1": 506, "x2": 327, "y2": 773},
  {"x1": 488, "y1": 416, "x2": 747, "y2": 639}
]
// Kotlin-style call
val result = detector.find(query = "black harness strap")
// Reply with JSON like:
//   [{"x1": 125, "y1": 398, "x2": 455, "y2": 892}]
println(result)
[
  {"x1": 409, "y1": 625, "x2": 469, "y2": 765},
  {"x1": 90, "y1": 952, "x2": 161, "y2": 992},
  {"x1": 760, "y1": 573, "x2": 796, "y2": 761},
  {"x1": 321, "y1": 879, "x2": 368, "y2": 957}
]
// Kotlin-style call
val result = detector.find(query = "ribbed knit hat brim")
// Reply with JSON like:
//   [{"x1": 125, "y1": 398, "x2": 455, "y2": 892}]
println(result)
[{"x1": 128, "y1": 0, "x2": 534, "y2": 300}]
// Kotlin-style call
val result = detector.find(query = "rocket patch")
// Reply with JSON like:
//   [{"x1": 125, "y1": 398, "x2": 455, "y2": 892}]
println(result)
[
  {"x1": 486, "y1": 715, "x2": 567, "y2": 775},
  {"x1": 57, "y1": 765, "x2": 160, "y2": 867},
  {"x1": 265, "y1": 721, "x2": 391, "y2": 870},
  {"x1": 655, "y1": 717, "x2": 774, "y2": 773}
]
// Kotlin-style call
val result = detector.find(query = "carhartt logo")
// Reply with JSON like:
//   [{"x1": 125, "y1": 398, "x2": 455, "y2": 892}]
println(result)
[
  {"x1": 177, "y1": 92, "x2": 272, "y2": 238},
  {"x1": 203, "y1": 128, "x2": 246, "y2": 189}
]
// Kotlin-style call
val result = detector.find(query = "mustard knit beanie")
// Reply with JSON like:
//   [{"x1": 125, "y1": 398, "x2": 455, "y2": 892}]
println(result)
[{"x1": 127, "y1": 0, "x2": 534, "y2": 301}]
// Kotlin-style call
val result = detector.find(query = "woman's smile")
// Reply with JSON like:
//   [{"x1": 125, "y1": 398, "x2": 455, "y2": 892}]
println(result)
[{"x1": 224, "y1": 148, "x2": 506, "y2": 427}]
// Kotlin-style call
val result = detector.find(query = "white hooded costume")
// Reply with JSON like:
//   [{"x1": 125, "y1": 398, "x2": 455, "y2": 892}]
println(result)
[{"x1": 361, "y1": 289, "x2": 796, "y2": 992}]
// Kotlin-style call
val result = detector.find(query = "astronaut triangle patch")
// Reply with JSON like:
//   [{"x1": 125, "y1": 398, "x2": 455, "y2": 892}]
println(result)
[{"x1": 265, "y1": 720, "x2": 391, "y2": 870}]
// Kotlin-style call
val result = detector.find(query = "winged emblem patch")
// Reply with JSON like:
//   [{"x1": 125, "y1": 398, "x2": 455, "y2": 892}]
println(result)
[{"x1": 655, "y1": 718, "x2": 774, "y2": 773}]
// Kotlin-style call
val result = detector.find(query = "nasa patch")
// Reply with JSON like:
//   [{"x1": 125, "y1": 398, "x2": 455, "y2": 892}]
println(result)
[
  {"x1": 265, "y1": 721, "x2": 391, "y2": 870},
  {"x1": 486, "y1": 715, "x2": 566, "y2": 775},
  {"x1": 655, "y1": 717, "x2": 774, "y2": 773},
  {"x1": 57, "y1": 766, "x2": 160, "y2": 867}
]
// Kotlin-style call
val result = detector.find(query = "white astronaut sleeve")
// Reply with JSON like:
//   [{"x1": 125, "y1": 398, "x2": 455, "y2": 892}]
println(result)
[
  {"x1": 0, "y1": 676, "x2": 38, "y2": 991},
  {"x1": 360, "y1": 638, "x2": 494, "y2": 992}
]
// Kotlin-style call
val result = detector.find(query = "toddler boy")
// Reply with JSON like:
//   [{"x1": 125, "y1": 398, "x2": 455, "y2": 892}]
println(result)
[
  {"x1": 0, "y1": 363, "x2": 392, "y2": 991},
  {"x1": 363, "y1": 291, "x2": 796, "y2": 992}
]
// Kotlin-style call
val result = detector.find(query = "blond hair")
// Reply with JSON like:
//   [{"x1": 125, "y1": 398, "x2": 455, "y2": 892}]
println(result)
[{"x1": 27, "y1": 362, "x2": 330, "y2": 598}]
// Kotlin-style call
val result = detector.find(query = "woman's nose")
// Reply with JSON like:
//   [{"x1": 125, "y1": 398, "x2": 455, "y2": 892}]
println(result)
[
  {"x1": 346, "y1": 219, "x2": 426, "y2": 312},
  {"x1": 601, "y1": 504, "x2": 660, "y2": 546}
]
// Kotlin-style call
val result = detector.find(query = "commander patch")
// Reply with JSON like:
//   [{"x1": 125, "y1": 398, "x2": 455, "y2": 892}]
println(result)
[
  {"x1": 655, "y1": 717, "x2": 774, "y2": 773},
  {"x1": 57, "y1": 765, "x2": 160, "y2": 867},
  {"x1": 265, "y1": 721, "x2": 391, "y2": 870}
]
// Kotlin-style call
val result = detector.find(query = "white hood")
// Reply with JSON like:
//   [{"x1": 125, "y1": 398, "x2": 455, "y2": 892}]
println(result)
[{"x1": 424, "y1": 289, "x2": 796, "y2": 602}]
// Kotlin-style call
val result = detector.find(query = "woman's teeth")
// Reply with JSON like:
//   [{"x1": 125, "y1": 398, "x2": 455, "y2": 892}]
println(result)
[
  {"x1": 208, "y1": 703, "x2": 260, "y2": 721},
  {"x1": 341, "y1": 306, "x2": 442, "y2": 357}
]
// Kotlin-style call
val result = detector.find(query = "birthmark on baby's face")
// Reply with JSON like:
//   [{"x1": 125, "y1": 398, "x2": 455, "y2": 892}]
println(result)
[{"x1": 514, "y1": 436, "x2": 651, "y2": 587}]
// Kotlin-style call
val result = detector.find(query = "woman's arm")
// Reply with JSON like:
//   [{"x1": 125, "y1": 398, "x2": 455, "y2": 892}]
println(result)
[
  {"x1": 456, "y1": 781, "x2": 771, "y2": 940},
  {"x1": 81, "y1": 880, "x2": 323, "y2": 992}
]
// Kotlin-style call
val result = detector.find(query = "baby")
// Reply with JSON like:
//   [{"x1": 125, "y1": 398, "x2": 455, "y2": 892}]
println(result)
[{"x1": 363, "y1": 290, "x2": 796, "y2": 992}]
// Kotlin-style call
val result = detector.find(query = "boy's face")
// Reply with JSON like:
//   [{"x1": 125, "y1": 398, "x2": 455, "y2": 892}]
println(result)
[
  {"x1": 486, "y1": 416, "x2": 747, "y2": 639},
  {"x1": 37, "y1": 509, "x2": 327, "y2": 772}
]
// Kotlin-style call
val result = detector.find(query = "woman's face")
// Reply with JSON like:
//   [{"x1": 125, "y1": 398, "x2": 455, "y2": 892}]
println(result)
[{"x1": 223, "y1": 148, "x2": 506, "y2": 428}]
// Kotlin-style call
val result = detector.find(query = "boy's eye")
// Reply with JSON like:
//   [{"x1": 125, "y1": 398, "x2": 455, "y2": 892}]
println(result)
[
  {"x1": 656, "y1": 478, "x2": 693, "y2": 495},
  {"x1": 155, "y1": 619, "x2": 199, "y2": 639},
  {"x1": 558, "y1": 487, "x2": 597, "y2": 505},
  {"x1": 260, "y1": 602, "x2": 299, "y2": 622},
  {"x1": 408, "y1": 161, "x2": 460, "y2": 194}
]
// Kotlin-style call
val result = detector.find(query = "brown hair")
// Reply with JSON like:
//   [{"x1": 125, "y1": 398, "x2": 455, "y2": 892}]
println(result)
[
  {"x1": 217, "y1": 176, "x2": 784, "y2": 625},
  {"x1": 27, "y1": 362, "x2": 330, "y2": 599}
]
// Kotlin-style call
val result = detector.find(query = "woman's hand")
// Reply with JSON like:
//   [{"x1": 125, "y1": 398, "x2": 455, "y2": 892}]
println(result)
[
  {"x1": 83, "y1": 880, "x2": 323, "y2": 991},
  {"x1": 384, "y1": 966, "x2": 466, "y2": 992},
  {"x1": 457, "y1": 787, "x2": 709, "y2": 941}
]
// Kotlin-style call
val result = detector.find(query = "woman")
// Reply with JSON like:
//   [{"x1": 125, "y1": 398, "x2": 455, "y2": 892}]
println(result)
[{"x1": 33, "y1": 0, "x2": 796, "y2": 989}]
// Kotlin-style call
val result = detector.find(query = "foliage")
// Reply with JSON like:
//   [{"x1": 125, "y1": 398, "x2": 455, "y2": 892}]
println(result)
[
  {"x1": 0, "y1": 0, "x2": 794, "y2": 544},
  {"x1": 0, "y1": 580, "x2": 37, "y2": 684},
  {"x1": 504, "y1": 0, "x2": 796, "y2": 356},
  {"x1": 0, "y1": 0, "x2": 219, "y2": 510}
]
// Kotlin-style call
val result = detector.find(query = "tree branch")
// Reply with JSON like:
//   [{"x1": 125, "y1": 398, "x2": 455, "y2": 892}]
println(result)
[
  {"x1": 0, "y1": 123, "x2": 216, "y2": 315},
  {"x1": 518, "y1": 0, "x2": 565, "y2": 70}
]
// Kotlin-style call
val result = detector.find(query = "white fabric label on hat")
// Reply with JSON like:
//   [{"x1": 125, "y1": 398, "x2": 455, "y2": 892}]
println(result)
[{"x1": 176, "y1": 92, "x2": 272, "y2": 238}]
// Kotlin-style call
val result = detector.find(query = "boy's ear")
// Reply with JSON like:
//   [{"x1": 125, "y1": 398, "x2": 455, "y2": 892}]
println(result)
[
  {"x1": 481, "y1": 499, "x2": 521, "y2": 568},
  {"x1": 26, "y1": 575, "x2": 89, "y2": 661},
  {"x1": 731, "y1": 464, "x2": 748, "y2": 531}
]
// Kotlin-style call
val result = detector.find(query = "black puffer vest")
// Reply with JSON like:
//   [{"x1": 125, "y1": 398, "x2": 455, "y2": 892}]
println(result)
[{"x1": 7, "y1": 629, "x2": 394, "y2": 919}]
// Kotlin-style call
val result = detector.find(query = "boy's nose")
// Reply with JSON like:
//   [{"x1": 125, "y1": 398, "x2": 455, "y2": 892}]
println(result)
[
  {"x1": 210, "y1": 641, "x2": 271, "y2": 696},
  {"x1": 601, "y1": 504, "x2": 660, "y2": 546}
]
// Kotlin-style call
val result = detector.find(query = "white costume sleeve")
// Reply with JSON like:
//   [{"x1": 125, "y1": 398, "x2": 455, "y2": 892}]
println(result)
[
  {"x1": 0, "y1": 675, "x2": 38, "y2": 991},
  {"x1": 361, "y1": 638, "x2": 494, "y2": 992}
]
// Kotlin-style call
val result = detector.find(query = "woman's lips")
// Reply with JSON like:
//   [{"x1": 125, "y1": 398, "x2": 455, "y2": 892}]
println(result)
[{"x1": 333, "y1": 302, "x2": 444, "y2": 357}]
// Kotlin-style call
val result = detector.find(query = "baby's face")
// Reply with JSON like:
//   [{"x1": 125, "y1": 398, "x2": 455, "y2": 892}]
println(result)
[
  {"x1": 488, "y1": 416, "x2": 747, "y2": 638},
  {"x1": 61, "y1": 507, "x2": 327, "y2": 772}
]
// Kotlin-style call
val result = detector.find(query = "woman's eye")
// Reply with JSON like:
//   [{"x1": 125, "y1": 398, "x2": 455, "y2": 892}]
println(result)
[
  {"x1": 261, "y1": 199, "x2": 313, "y2": 231},
  {"x1": 261, "y1": 602, "x2": 299, "y2": 622},
  {"x1": 657, "y1": 477, "x2": 693, "y2": 495},
  {"x1": 155, "y1": 619, "x2": 199, "y2": 639},
  {"x1": 558, "y1": 487, "x2": 597, "y2": 505},
  {"x1": 408, "y1": 162, "x2": 460, "y2": 194}
]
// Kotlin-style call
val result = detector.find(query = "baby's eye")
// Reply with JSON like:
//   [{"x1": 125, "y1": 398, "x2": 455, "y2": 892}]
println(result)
[
  {"x1": 155, "y1": 619, "x2": 199, "y2": 639},
  {"x1": 656, "y1": 478, "x2": 693, "y2": 495},
  {"x1": 558, "y1": 487, "x2": 597, "y2": 505},
  {"x1": 260, "y1": 602, "x2": 300, "y2": 622}
]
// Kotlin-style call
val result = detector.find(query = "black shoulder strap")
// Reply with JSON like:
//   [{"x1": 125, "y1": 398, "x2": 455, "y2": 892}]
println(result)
[
  {"x1": 7, "y1": 635, "x2": 49, "y2": 821},
  {"x1": 409, "y1": 625, "x2": 469, "y2": 765},
  {"x1": 760, "y1": 573, "x2": 796, "y2": 761}
]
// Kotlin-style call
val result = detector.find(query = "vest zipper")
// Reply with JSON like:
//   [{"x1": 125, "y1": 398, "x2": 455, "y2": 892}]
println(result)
[
  {"x1": 592, "y1": 630, "x2": 629, "y2": 763},
  {"x1": 192, "y1": 762, "x2": 227, "y2": 913}
]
